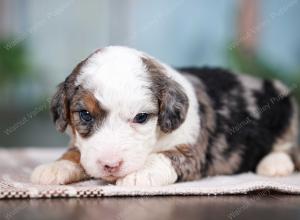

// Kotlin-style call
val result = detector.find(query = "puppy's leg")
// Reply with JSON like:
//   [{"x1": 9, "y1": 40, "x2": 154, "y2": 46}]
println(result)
[
  {"x1": 257, "y1": 100, "x2": 298, "y2": 177},
  {"x1": 31, "y1": 148, "x2": 88, "y2": 185},
  {"x1": 256, "y1": 151, "x2": 295, "y2": 177},
  {"x1": 116, "y1": 145, "x2": 201, "y2": 186},
  {"x1": 116, "y1": 154, "x2": 177, "y2": 187}
]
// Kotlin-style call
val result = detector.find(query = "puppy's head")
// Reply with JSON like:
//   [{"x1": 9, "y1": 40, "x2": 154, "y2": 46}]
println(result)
[{"x1": 51, "y1": 46, "x2": 189, "y2": 181}]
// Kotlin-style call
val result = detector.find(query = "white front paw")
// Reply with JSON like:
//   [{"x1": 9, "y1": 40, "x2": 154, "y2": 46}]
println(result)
[
  {"x1": 116, "y1": 154, "x2": 177, "y2": 187},
  {"x1": 31, "y1": 160, "x2": 87, "y2": 185}
]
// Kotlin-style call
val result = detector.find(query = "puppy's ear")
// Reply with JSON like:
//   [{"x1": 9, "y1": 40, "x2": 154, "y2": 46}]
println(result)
[
  {"x1": 50, "y1": 59, "x2": 87, "y2": 132},
  {"x1": 50, "y1": 83, "x2": 69, "y2": 132},
  {"x1": 157, "y1": 79, "x2": 189, "y2": 133},
  {"x1": 142, "y1": 57, "x2": 189, "y2": 133}
]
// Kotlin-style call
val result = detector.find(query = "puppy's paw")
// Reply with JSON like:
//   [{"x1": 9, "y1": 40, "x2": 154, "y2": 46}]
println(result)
[
  {"x1": 116, "y1": 154, "x2": 177, "y2": 187},
  {"x1": 31, "y1": 160, "x2": 87, "y2": 185},
  {"x1": 256, "y1": 152, "x2": 295, "y2": 177}
]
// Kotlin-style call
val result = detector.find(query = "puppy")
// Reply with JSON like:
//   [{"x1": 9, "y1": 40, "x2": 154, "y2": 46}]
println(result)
[{"x1": 31, "y1": 46, "x2": 299, "y2": 186}]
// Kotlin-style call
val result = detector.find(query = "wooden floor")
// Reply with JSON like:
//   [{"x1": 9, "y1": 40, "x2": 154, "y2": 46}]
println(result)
[{"x1": 1, "y1": 192, "x2": 300, "y2": 220}]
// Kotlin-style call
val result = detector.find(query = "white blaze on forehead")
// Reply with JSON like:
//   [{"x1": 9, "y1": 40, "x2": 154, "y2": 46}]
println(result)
[{"x1": 75, "y1": 46, "x2": 156, "y2": 114}]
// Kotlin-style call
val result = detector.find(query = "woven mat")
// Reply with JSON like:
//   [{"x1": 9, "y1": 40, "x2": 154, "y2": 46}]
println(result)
[{"x1": 1, "y1": 148, "x2": 300, "y2": 199}]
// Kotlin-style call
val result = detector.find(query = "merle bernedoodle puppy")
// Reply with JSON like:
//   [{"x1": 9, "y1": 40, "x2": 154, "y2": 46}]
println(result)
[{"x1": 31, "y1": 46, "x2": 299, "y2": 186}]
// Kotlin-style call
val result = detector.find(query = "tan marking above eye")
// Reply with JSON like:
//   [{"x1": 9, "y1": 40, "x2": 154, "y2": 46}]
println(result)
[{"x1": 69, "y1": 87, "x2": 108, "y2": 138}]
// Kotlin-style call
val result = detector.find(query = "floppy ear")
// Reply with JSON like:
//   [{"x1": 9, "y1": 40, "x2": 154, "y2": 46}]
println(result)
[
  {"x1": 142, "y1": 57, "x2": 189, "y2": 133},
  {"x1": 50, "y1": 59, "x2": 87, "y2": 132},
  {"x1": 50, "y1": 82, "x2": 69, "y2": 132},
  {"x1": 157, "y1": 79, "x2": 189, "y2": 133}
]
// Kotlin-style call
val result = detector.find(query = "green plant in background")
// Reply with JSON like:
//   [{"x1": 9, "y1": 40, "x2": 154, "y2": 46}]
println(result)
[
  {"x1": 0, "y1": 39, "x2": 31, "y2": 86},
  {"x1": 228, "y1": 46, "x2": 300, "y2": 104}
]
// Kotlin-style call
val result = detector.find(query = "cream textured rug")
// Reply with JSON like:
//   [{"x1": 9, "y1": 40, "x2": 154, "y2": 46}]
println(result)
[{"x1": 1, "y1": 147, "x2": 300, "y2": 199}]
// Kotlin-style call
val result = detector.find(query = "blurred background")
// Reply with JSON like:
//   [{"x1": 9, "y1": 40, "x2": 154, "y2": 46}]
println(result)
[{"x1": 0, "y1": 0, "x2": 299, "y2": 147}]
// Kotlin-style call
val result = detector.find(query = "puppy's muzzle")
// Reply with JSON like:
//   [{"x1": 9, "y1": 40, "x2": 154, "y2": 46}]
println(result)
[{"x1": 97, "y1": 159, "x2": 123, "y2": 173}]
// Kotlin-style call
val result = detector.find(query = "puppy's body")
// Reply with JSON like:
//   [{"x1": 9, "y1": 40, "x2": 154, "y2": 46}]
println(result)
[
  {"x1": 177, "y1": 68, "x2": 298, "y2": 179},
  {"x1": 31, "y1": 46, "x2": 299, "y2": 186}
]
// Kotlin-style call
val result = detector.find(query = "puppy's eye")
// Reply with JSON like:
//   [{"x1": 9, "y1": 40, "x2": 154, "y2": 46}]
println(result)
[
  {"x1": 133, "y1": 113, "x2": 149, "y2": 124},
  {"x1": 79, "y1": 110, "x2": 93, "y2": 122}
]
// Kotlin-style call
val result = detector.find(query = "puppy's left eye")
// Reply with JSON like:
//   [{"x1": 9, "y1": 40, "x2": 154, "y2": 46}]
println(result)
[
  {"x1": 133, "y1": 113, "x2": 149, "y2": 124},
  {"x1": 79, "y1": 110, "x2": 93, "y2": 122}
]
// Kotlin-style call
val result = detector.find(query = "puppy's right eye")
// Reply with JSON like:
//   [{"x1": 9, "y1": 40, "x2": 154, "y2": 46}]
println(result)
[{"x1": 79, "y1": 110, "x2": 93, "y2": 122}]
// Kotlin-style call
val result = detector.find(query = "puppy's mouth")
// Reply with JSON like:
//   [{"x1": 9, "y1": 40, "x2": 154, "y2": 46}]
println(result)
[{"x1": 101, "y1": 174, "x2": 121, "y2": 182}]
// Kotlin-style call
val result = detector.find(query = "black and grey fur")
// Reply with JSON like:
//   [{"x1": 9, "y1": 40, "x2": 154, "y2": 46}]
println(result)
[
  {"x1": 31, "y1": 47, "x2": 299, "y2": 186},
  {"x1": 162, "y1": 67, "x2": 299, "y2": 181}
]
